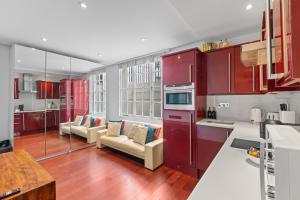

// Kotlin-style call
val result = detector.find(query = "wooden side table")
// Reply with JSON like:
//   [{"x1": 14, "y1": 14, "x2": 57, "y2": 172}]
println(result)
[{"x1": 0, "y1": 150, "x2": 56, "y2": 200}]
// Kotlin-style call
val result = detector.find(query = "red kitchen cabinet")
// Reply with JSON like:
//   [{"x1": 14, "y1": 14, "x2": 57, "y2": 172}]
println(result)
[
  {"x1": 14, "y1": 78, "x2": 19, "y2": 99},
  {"x1": 46, "y1": 111, "x2": 55, "y2": 128},
  {"x1": 261, "y1": 0, "x2": 300, "y2": 90},
  {"x1": 59, "y1": 79, "x2": 72, "y2": 122},
  {"x1": 232, "y1": 46, "x2": 261, "y2": 94},
  {"x1": 205, "y1": 47, "x2": 234, "y2": 95},
  {"x1": 72, "y1": 80, "x2": 89, "y2": 117},
  {"x1": 14, "y1": 113, "x2": 23, "y2": 133},
  {"x1": 163, "y1": 49, "x2": 197, "y2": 85},
  {"x1": 196, "y1": 125, "x2": 232, "y2": 172},
  {"x1": 163, "y1": 110, "x2": 197, "y2": 177},
  {"x1": 53, "y1": 82, "x2": 60, "y2": 99},
  {"x1": 36, "y1": 81, "x2": 53, "y2": 99},
  {"x1": 23, "y1": 112, "x2": 45, "y2": 131}
]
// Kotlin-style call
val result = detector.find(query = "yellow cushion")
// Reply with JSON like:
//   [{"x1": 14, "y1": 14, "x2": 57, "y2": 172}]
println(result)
[
  {"x1": 132, "y1": 125, "x2": 148, "y2": 146},
  {"x1": 107, "y1": 122, "x2": 121, "y2": 137}
]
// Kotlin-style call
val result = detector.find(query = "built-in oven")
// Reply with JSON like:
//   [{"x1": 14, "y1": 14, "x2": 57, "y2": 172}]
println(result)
[{"x1": 164, "y1": 83, "x2": 195, "y2": 111}]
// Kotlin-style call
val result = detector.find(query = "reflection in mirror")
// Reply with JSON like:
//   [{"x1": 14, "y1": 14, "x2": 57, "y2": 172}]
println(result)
[
  {"x1": 13, "y1": 45, "x2": 47, "y2": 159},
  {"x1": 45, "y1": 52, "x2": 71, "y2": 156},
  {"x1": 69, "y1": 58, "x2": 93, "y2": 150}
]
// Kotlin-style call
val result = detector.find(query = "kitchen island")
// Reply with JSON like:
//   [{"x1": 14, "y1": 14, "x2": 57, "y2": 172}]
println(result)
[{"x1": 189, "y1": 119, "x2": 262, "y2": 200}]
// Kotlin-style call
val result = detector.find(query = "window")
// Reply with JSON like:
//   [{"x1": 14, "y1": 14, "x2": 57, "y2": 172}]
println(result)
[
  {"x1": 89, "y1": 72, "x2": 106, "y2": 115},
  {"x1": 119, "y1": 60, "x2": 162, "y2": 118}
]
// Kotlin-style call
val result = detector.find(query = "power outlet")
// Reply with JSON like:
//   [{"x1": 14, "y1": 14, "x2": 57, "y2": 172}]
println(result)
[{"x1": 218, "y1": 103, "x2": 230, "y2": 108}]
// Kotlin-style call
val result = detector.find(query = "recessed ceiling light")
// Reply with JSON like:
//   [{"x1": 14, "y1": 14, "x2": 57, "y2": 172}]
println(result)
[
  {"x1": 31, "y1": 48, "x2": 36, "y2": 51},
  {"x1": 140, "y1": 37, "x2": 148, "y2": 42},
  {"x1": 97, "y1": 53, "x2": 103, "y2": 57},
  {"x1": 246, "y1": 4, "x2": 253, "y2": 10},
  {"x1": 80, "y1": 2, "x2": 87, "y2": 9},
  {"x1": 17, "y1": 59, "x2": 21, "y2": 63},
  {"x1": 42, "y1": 37, "x2": 47, "y2": 42}
]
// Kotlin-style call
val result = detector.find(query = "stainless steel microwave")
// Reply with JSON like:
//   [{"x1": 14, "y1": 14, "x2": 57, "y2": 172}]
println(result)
[{"x1": 164, "y1": 83, "x2": 195, "y2": 111}]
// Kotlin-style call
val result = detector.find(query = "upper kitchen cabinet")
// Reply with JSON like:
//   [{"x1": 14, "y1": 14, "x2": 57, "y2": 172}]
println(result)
[
  {"x1": 232, "y1": 46, "x2": 261, "y2": 94},
  {"x1": 205, "y1": 47, "x2": 234, "y2": 95},
  {"x1": 163, "y1": 49, "x2": 199, "y2": 85}
]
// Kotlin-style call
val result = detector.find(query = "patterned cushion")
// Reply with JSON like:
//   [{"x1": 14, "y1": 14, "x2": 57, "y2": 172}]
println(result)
[
  {"x1": 123, "y1": 122, "x2": 135, "y2": 138},
  {"x1": 73, "y1": 115, "x2": 83, "y2": 126},
  {"x1": 144, "y1": 125, "x2": 156, "y2": 144},
  {"x1": 83, "y1": 116, "x2": 91, "y2": 128},
  {"x1": 94, "y1": 118, "x2": 102, "y2": 127},
  {"x1": 80, "y1": 115, "x2": 87, "y2": 125},
  {"x1": 107, "y1": 122, "x2": 121, "y2": 137},
  {"x1": 146, "y1": 124, "x2": 162, "y2": 139},
  {"x1": 132, "y1": 125, "x2": 148, "y2": 146}
]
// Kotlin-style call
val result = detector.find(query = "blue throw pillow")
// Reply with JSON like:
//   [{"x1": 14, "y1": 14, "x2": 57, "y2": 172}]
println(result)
[
  {"x1": 144, "y1": 125, "x2": 156, "y2": 144},
  {"x1": 90, "y1": 117, "x2": 95, "y2": 127}
]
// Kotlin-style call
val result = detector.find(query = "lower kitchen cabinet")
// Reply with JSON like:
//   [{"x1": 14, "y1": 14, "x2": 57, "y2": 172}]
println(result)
[
  {"x1": 163, "y1": 110, "x2": 198, "y2": 177},
  {"x1": 196, "y1": 125, "x2": 232, "y2": 172},
  {"x1": 14, "y1": 113, "x2": 23, "y2": 133}
]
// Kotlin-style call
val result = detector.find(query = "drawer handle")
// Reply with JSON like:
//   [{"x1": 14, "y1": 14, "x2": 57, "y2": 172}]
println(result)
[{"x1": 169, "y1": 115, "x2": 182, "y2": 119}]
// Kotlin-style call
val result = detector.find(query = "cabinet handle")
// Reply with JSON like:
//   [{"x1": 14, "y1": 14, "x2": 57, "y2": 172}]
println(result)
[
  {"x1": 189, "y1": 113, "x2": 192, "y2": 165},
  {"x1": 252, "y1": 65, "x2": 255, "y2": 92},
  {"x1": 228, "y1": 53, "x2": 231, "y2": 93},
  {"x1": 189, "y1": 64, "x2": 192, "y2": 82},
  {"x1": 265, "y1": 0, "x2": 284, "y2": 80}
]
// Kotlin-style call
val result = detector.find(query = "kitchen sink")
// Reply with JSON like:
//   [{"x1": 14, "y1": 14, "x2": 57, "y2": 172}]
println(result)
[{"x1": 205, "y1": 120, "x2": 235, "y2": 125}]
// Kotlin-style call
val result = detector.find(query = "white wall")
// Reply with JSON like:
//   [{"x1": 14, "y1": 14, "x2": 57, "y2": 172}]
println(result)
[
  {"x1": 0, "y1": 44, "x2": 12, "y2": 141},
  {"x1": 207, "y1": 93, "x2": 300, "y2": 123}
]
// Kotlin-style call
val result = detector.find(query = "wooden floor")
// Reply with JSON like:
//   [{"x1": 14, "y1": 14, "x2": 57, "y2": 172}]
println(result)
[
  {"x1": 14, "y1": 129, "x2": 89, "y2": 159},
  {"x1": 39, "y1": 147, "x2": 199, "y2": 200}
]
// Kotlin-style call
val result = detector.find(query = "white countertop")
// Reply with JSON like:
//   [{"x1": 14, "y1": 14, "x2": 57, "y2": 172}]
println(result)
[
  {"x1": 15, "y1": 108, "x2": 60, "y2": 113},
  {"x1": 189, "y1": 119, "x2": 262, "y2": 200}
]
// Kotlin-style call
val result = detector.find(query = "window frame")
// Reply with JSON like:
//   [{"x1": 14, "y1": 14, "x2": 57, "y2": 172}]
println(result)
[
  {"x1": 119, "y1": 61, "x2": 162, "y2": 119},
  {"x1": 90, "y1": 72, "x2": 106, "y2": 115}
]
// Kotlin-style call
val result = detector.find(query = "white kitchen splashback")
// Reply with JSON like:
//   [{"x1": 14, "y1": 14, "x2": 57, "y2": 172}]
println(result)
[{"x1": 207, "y1": 93, "x2": 300, "y2": 123}]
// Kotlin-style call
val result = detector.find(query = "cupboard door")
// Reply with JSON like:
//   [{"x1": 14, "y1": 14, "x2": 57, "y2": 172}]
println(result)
[
  {"x1": 196, "y1": 125, "x2": 231, "y2": 171},
  {"x1": 206, "y1": 48, "x2": 234, "y2": 95},
  {"x1": 163, "y1": 110, "x2": 194, "y2": 171},
  {"x1": 46, "y1": 82, "x2": 53, "y2": 99},
  {"x1": 163, "y1": 50, "x2": 196, "y2": 85},
  {"x1": 232, "y1": 46, "x2": 260, "y2": 93},
  {"x1": 53, "y1": 82, "x2": 60, "y2": 99}
]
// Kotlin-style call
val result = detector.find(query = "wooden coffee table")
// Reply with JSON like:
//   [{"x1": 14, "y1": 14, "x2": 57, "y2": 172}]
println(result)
[{"x1": 0, "y1": 150, "x2": 56, "y2": 200}]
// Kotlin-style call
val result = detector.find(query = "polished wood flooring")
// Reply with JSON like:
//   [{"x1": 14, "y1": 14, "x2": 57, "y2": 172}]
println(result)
[
  {"x1": 40, "y1": 147, "x2": 199, "y2": 200},
  {"x1": 14, "y1": 129, "x2": 89, "y2": 159}
]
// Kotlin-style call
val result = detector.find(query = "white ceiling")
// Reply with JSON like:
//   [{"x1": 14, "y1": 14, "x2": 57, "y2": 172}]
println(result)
[{"x1": 0, "y1": 0, "x2": 264, "y2": 68}]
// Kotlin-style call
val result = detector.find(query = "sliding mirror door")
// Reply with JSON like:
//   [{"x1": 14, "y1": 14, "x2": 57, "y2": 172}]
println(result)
[
  {"x1": 69, "y1": 58, "x2": 91, "y2": 150},
  {"x1": 45, "y1": 52, "x2": 71, "y2": 156},
  {"x1": 13, "y1": 45, "x2": 47, "y2": 159}
]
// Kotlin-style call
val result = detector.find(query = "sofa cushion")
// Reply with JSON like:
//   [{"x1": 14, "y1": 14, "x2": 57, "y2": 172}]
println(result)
[
  {"x1": 100, "y1": 135, "x2": 145, "y2": 158},
  {"x1": 93, "y1": 118, "x2": 101, "y2": 127},
  {"x1": 83, "y1": 116, "x2": 91, "y2": 128},
  {"x1": 144, "y1": 125, "x2": 156, "y2": 144},
  {"x1": 73, "y1": 115, "x2": 83, "y2": 126},
  {"x1": 132, "y1": 125, "x2": 148, "y2": 146},
  {"x1": 71, "y1": 125, "x2": 88, "y2": 135},
  {"x1": 107, "y1": 122, "x2": 121, "y2": 137}
]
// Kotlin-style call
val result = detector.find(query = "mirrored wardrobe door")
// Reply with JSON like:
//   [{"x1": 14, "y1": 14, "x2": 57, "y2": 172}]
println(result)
[
  {"x1": 70, "y1": 58, "x2": 92, "y2": 150},
  {"x1": 45, "y1": 52, "x2": 71, "y2": 156},
  {"x1": 13, "y1": 45, "x2": 47, "y2": 159}
]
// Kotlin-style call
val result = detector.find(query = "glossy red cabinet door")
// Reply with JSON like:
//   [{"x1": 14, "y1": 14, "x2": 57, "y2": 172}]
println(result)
[
  {"x1": 206, "y1": 48, "x2": 234, "y2": 95},
  {"x1": 163, "y1": 110, "x2": 197, "y2": 177},
  {"x1": 14, "y1": 113, "x2": 23, "y2": 133},
  {"x1": 52, "y1": 82, "x2": 60, "y2": 99},
  {"x1": 232, "y1": 46, "x2": 260, "y2": 94},
  {"x1": 163, "y1": 49, "x2": 196, "y2": 85},
  {"x1": 14, "y1": 78, "x2": 19, "y2": 99},
  {"x1": 46, "y1": 82, "x2": 53, "y2": 99},
  {"x1": 23, "y1": 112, "x2": 45, "y2": 131},
  {"x1": 196, "y1": 125, "x2": 232, "y2": 172}
]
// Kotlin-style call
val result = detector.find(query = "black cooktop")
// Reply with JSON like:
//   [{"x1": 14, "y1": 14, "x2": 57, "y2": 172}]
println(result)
[{"x1": 230, "y1": 138, "x2": 260, "y2": 150}]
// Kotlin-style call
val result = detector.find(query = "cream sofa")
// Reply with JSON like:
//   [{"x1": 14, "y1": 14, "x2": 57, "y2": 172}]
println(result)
[
  {"x1": 96, "y1": 120, "x2": 163, "y2": 170},
  {"x1": 60, "y1": 116, "x2": 106, "y2": 144}
]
